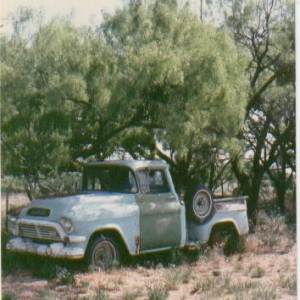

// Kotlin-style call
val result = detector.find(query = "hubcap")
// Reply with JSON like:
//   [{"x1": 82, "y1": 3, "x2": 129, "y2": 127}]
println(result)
[
  {"x1": 92, "y1": 241, "x2": 116, "y2": 270},
  {"x1": 193, "y1": 191, "x2": 211, "y2": 217}
]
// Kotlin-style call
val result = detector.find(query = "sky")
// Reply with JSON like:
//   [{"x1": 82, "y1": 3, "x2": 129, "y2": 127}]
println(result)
[{"x1": 1, "y1": 0, "x2": 124, "y2": 34}]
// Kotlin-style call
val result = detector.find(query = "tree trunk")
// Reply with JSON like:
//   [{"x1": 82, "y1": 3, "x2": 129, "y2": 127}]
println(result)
[
  {"x1": 276, "y1": 183, "x2": 286, "y2": 214},
  {"x1": 231, "y1": 157, "x2": 264, "y2": 222},
  {"x1": 248, "y1": 173, "x2": 263, "y2": 220}
]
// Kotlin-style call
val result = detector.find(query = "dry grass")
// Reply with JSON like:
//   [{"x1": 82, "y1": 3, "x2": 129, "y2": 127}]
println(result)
[
  {"x1": 1, "y1": 194, "x2": 297, "y2": 300},
  {"x1": 245, "y1": 210, "x2": 295, "y2": 254}
]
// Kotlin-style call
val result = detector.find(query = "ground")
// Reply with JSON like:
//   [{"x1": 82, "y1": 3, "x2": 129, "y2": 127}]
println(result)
[{"x1": 1, "y1": 194, "x2": 297, "y2": 300}]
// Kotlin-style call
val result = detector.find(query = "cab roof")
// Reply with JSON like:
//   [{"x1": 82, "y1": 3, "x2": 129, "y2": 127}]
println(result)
[{"x1": 85, "y1": 160, "x2": 168, "y2": 171}]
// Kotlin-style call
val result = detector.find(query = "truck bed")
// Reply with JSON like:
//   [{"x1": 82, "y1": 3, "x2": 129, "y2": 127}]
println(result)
[{"x1": 186, "y1": 196, "x2": 249, "y2": 244}]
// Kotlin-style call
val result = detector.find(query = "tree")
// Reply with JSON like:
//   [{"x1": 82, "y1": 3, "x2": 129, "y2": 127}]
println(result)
[
  {"x1": 1, "y1": 1, "x2": 248, "y2": 201},
  {"x1": 100, "y1": 0, "x2": 248, "y2": 196},
  {"x1": 208, "y1": 0, "x2": 295, "y2": 217},
  {"x1": 1, "y1": 13, "x2": 91, "y2": 197}
]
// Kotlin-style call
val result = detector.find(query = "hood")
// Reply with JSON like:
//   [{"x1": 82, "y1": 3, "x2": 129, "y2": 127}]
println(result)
[{"x1": 19, "y1": 192, "x2": 133, "y2": 221}]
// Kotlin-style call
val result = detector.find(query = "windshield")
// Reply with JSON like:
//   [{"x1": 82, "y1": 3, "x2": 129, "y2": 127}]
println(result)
[{"x1": 82, "y1": 165, "x2": 138, "y2": 194}]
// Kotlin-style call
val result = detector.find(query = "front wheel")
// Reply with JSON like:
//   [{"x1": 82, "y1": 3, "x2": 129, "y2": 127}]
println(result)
[{"x1": 86, "y1": 235, "x2": 119, "y2": 271}]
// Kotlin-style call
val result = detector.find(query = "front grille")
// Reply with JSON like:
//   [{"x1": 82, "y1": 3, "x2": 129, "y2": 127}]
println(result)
[{"x1": 19, "y1": 223, "x2": 61, "y2": 241}]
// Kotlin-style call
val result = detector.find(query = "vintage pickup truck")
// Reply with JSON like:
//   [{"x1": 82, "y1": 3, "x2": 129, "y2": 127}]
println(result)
[{"x1": 6, "y1": 160, "x2": 249, "y2": 270}]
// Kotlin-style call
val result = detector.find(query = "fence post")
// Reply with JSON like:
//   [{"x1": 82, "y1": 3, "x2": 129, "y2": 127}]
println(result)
[{"x1": 5, "y1": 190, "x2": 9, "y2": 234}]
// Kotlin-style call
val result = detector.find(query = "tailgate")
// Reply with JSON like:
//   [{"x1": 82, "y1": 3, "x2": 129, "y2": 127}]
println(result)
[{"x1": 213, "y1": 196, "x2": 248, "y2": 212}]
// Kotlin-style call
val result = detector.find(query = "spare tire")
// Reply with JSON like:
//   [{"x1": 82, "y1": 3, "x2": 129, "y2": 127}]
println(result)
[{"x1": 188, "y1": 185, "x2": 214, "y2": 223}]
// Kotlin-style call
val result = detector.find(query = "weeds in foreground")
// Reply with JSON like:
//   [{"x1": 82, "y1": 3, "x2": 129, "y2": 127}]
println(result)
[
  {"x1": 212, "y1": 270, "x2": 221, "y2": 276},
  {"x1": 122, "y1": 289, "x2": 141, "y2": 300},
  {"x1": 95, "y1": 286, "x2": 110, "y2": 300},
  {"x1": 164, "y1": 267, "x2": 193, "y2": 290},
  {"x1": 164, "y1": 268, "x2": 181, "y2": 290},
  {"x1": 234, "y1": 262, "x2": 243, "y2": 272},
  {"x1": 280, "y1": 275, "x2": 297, "y2": 295},
  {"x1": 191, "y1": 276, "x2": 260, "y2": 298},
  {"x1": 147, "y1": 284, "x2": 169, "y2": 300},
  {"x1": 228, "y1": 280, "x2": 258, "y2": 294},
  {"x1": 246, "y1": 211, "x2": 295, "y2": 254},
  {"x1": 180, "y1": 267, "x2": 192, "y2": 284},
  {"x1": 38, "y1": 287, "x2": 51, "y2": 299},
  {"x1": 250, "y1": 266, "x2": 265, "y2": 278},
  {"x1": 55, "y1": 266, "x2": 75, "y2": 285},
  {"x1": 191, "y1": 277, "x2": 216, "y2": 294},
  {"x1": 251, "y1": 287, "x2": 277, "y2": 300}
]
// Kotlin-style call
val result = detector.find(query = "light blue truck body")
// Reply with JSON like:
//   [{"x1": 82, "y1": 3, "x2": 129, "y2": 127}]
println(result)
[{"x1": 6, "y1": 160, "x2": 249, "y2": 259}]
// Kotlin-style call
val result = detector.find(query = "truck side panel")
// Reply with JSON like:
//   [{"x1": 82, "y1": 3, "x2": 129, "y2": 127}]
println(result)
[{"x1": 187, "y1": 199, "x2": 249, "y2": 243}]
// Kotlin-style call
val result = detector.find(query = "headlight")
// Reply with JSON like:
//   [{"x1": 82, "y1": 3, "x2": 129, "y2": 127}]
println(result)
[
  {"x1": 7, "y1": 215, "x2": 17, "y2": 235},
  {"x1": 60, "y1": 217, "x2": 74, "y2": 233}
]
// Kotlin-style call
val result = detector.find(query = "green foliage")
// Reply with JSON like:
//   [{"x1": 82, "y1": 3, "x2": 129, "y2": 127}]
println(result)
[
  {"x1": 1, "y1": 18, "x2": 83, "y2": 195},
  {"x1": 100, "y1": 0, "x2": 248, "y2": 194},
  {"x1": 1, "y1": 1, "x2": 248, "y2": 198},
  {"x1": 102, "y1": 1, "x2": 247, "y2": 152}
]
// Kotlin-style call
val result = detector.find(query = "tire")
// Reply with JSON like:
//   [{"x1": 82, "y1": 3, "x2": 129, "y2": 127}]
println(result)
[
  {"x1": 188, "y1": 186, "x2": 214, "y2": 223},
  {"x1": 86, "y1": 235, "x2": 119, "y2": 271},
  {"x1": 209, "y1": 225, "x2": 244, "y2": 256}
]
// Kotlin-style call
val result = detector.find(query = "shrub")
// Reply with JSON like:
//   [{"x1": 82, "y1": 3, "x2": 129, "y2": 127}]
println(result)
[{"x1": 55, "y1": 266, "x2": 75, "y2": 285}]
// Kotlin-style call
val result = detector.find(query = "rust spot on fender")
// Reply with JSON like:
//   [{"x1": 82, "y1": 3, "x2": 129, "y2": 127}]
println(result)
[{"x1": 135, "y1": 235, "x2": 140, "y2": 254}]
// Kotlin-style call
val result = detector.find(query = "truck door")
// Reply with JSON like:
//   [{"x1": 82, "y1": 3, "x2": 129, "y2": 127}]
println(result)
[{"x1": 136, "y1": 168, "x2": 182, "y2": 251}]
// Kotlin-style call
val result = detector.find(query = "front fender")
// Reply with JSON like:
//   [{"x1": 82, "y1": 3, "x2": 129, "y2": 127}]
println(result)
[{"x1": 86, "y1": 214, "x2": 140, "y2": 255}]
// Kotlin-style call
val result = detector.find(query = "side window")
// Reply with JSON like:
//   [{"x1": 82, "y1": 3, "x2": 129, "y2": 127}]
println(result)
[
  {"x1": 137, "y1": 170, "x2": 150, "y2": 194},
  {"x1": 137, "y1": 169, "x2": 170, "y2": 194},
  {"x1": 149, "y1": 170, "x2": 170, "y2": 194}
]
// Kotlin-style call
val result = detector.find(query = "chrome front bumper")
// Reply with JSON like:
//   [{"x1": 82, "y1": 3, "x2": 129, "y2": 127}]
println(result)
[{"x1": 6, "y1": 237, "x2": 85, "y2": 259}]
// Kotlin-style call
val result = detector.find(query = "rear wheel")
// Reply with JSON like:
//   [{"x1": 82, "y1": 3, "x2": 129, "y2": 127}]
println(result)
[
  {"x1": 209, "y1": 225, "x2": 244, "y2": 256},
  {"x1": 86, "y1": 235, "x2": 119, "y2": 271}
]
